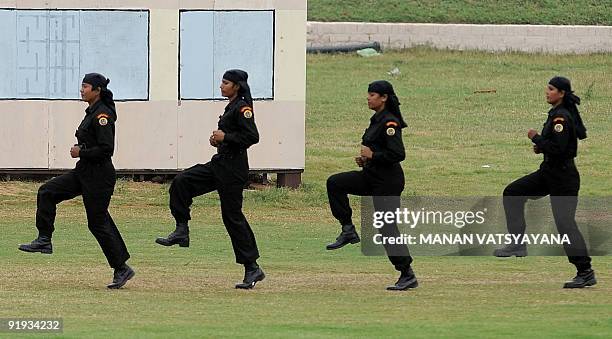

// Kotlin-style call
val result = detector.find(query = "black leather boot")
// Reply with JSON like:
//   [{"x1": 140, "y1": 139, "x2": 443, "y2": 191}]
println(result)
[
  {"x1": 155, "y1": 222, "x2": 189, "y2": 247},
  {"x1": 235, "y1": 262, "x2": 265, "y2": 289},
  {"x1": 386, "y1": 267, "x2": 419, "y2": 291},
  {"x1": 107, "y1": 263, "x2": 135, "y2": 289},
  {"x1": 493, "y1": 244, "x2": 527, "y2": 257},
  {"x1": 563, "y1": 269, "x2": 597, "y2": 288},
  {"x1": 326, "y1": 224, "x2": 360, "y2": 250},
  {"x1": 18, "y1": 235, "x2": 53, "y2": 254}
]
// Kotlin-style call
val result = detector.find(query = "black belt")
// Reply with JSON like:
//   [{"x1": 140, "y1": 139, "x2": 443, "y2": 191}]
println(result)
[
  {"x1": 79, "y1": 159, "x2": 112, "y2": 166},
  {"x1": 543, "y1": 157, "x2": 575, "y2": 166},
  {"x1": 217, "y1": 149, "x2": 246, "y2": 156}
]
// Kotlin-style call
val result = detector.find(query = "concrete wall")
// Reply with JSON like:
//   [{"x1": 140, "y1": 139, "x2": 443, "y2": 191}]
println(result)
[
  {"x1": 0, "y1": 0, "x2": 307, "y2": 171},
  {"x1": 308, "y1": 22, "x2": 612, "y2": 54}
]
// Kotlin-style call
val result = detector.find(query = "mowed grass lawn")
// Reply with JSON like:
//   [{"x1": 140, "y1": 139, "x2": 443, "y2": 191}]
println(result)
[
  {"x1": 1, "y1": 49, "x2": 611, "y2": 338},
  {"x1": 308, "y1": 0, "x2": 612, "y2": 25}
]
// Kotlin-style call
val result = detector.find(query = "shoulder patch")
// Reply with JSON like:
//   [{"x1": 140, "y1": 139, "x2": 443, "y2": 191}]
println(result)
[
  {"x1": 97, "y1": 113, "x2": 110, "y2": 126},
  {"x1": 554, "y1": 123, "x2": 564, "y2": 133},
  {"x1": 241, "y1": 106, "x2": 253, "y2": 119},
  {"x1": 553, "y1": 117, "x2": 565, "y2": 123},
  {"x1": 386, "y1": 127, "x2": 396, "y2": 136}
]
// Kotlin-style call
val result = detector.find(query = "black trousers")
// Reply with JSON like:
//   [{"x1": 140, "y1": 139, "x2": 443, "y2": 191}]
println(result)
[
  {"x1": 327, "y1": 165, "x2": 412, "y2": 271},
  {"x1": 503, "y1": 162, "x2": 591, "y2": 271},
  {"x1": 35, "y1": 162, "x2": 130, "y2": 269},
  {"x1": 169, "y1": 153, "x2": 259, "y2": 265}
]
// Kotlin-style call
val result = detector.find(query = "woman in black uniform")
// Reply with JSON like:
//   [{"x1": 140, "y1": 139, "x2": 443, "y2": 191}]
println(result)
[
  {"x1": 18, "y1": 73, "x2": 134, "y2": 289},
  {"x1": 156, "y1": 69, "x2": 264, "y2": 289},
  {"x1": 326, "y1": 80, "x2": 417, "y2": 291},
  {"x1": 494, "y1": 76, "x2": 596, "y2": 288}
]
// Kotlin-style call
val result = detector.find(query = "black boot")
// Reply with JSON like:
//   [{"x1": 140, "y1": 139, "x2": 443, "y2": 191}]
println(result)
[
  {"x1": 387, "y1": 267, "x2": 419, "y2": 291},
  {"x1": 326, "y1": 224, "x2": 360, "y2": 250},
  {"x1": 563, "y1": 269, "x2": 597, "y2": 289},
  {"x1": 18, "y1": 235, "x2": 53, "y2": 254},
  {"x1": 155, "y1": 222, "x2": 189, "y2": 247},
  {"x1": 493, "y1": 244, "x2": 527, "y2": 257},
  {"x1": 235, "y1": 262, "x2": 265, "y2": 289},
  {"x1": 107, "y1": 263, "x2": 135, "y2": 289}
]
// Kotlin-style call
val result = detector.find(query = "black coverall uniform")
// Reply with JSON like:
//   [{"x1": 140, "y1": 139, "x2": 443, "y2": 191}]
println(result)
[
  {"x1": 327, "y1": 110, "x2": 412, "y2": 271},
  {"x1": 503, "y1": 105, "x2": 591, "y2": 270},
  {"x1": 35, "y1": 100, "x2": 130, "y2": 268},
  {"x1": 169, "y1": 99, "x2": 260, "y2": 265}
]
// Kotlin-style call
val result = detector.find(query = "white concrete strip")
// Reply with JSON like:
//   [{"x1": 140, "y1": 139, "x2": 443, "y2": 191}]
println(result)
[{"x1": 307, "y1": 21, "x2": 612, "y2": 54}]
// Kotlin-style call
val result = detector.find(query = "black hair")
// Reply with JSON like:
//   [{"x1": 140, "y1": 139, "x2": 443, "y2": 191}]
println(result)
[
  {"x1": 549, "y1": 76, "x2": 587, "y2": 139},
  {"x1": 367, "y1": 80, "x2": 407, "y2": 128},
  {"x1": 223, "y1": 69, "x2": 253, "y2": 108},
  {"x1": 82, "y1": 73, "x2": 116, "y2": 114}
]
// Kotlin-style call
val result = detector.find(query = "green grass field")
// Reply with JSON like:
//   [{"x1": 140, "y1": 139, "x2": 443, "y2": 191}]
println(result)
[
  {"x1": 308, "y1": 0, "x2": 612, "y2": 25},
  {"x1": 1, "y1": 49, "x2": 612, "y2": 338}
]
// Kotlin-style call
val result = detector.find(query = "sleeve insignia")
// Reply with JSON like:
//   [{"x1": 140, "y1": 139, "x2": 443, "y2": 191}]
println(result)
[
  {"x1": 240, "y1": 106, "x2": 253, "y2": 119},
  {"x1": 554, "y1": 123, "x2": 564, "y2": 133},
  {"x1": 97, "y1": 113, "x2": 110, "y2": 126}
]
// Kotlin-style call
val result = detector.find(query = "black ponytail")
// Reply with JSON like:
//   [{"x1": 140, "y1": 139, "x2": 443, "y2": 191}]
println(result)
[
  {"x1": 100, "y1": 86, "x2": 116, "y2": 113},
  {"x1": 238, "y1": 81, "x2": 253, "y2": 108}
]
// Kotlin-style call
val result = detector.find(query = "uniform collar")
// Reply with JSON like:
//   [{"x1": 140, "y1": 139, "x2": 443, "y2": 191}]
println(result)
[
  {"x1": 85, "y1": 100, "x2": 103, "y2": 115},
  {"x1": 371, "y1": 109, "x2": 388, "y2": 123},
  {"x1": 548, "y1": 104, "x2": 566, "y2": 117},
  {"x1": 225, "y1": 97, "x2": 242, "y2": 112}
]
